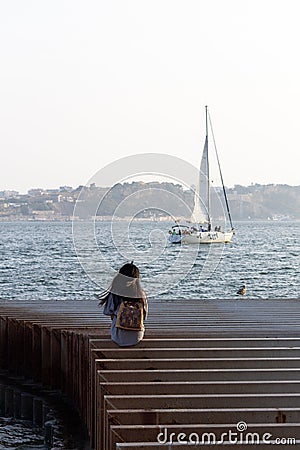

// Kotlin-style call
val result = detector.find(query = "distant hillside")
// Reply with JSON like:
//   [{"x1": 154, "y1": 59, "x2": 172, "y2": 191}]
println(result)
[
  {"x1": 74, "y1": 182, "x2": 300, "y2": 220},
  {"x1": 227, "y1": 184, "x2": 300, "y2": 220},
  {"x1": 0, "y1": 182, "x2": 299, "y2": 220}
]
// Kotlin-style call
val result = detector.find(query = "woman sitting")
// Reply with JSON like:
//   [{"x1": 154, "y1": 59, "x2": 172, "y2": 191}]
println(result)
[{"x1": 98, "y1": 262, "x2": 148, "y2": 347}]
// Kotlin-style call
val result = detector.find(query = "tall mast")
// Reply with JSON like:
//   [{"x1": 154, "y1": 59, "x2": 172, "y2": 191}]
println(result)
[{"x1": 205, "y1": 106, "x2": 211, "y2": 226}]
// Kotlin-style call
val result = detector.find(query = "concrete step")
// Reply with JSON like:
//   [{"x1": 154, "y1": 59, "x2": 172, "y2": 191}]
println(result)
[
  {"x1": 110, "y1": 423, "x2": 299, "y2": 448},
  {"x1": 105, "y1": 407, "x2": 300, "y2": 427},
  {"x1": 89, "y1": 337, "x2": 300, "y2": 349},
  {"x1": 2, "y1": 300, "x2": 300, "y2": 450},
  {"x1": 100, "y1": 409, "x2": 300, "y2": 449},
  {"x1": 93, "y1": 347, "x2": 300, "y2": 359},
  {"x1": 115, "y1": 442, "x2": 300, "y2": 449},
  {"x1": 104, "y1": 393, "x2": 300, "y2": 410},
  {"x1": 98, "y1": 380, "x2": 300, "y2": 396},
  {"x1": 94, "y1": 357, "x2": 300, "y2": 370},
  {"x1": 97, "y1": 368, "x2": 300, "y2": 383}
]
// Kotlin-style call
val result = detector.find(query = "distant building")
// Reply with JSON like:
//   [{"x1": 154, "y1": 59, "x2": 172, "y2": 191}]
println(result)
[
  {"x1": 59, "y1": 186, "x2": 73, "y2": 192},
  {"x1": 0, "y1": 190, "x2": 19, "y2": 199},
  {"x1": 57, "y1": 194, "x2": 74, "y2": 203},
  {"x1": 28, "y1": 188, "x2": 44, "y2": 196},
  {"x1": 45, "y1": 189, "x2": 60, "y2": 195}
]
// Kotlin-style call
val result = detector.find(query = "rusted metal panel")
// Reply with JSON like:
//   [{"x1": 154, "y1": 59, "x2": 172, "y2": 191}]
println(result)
[
  {"x1": 32, "y1": 323, "x2": 42, "y2": 381},
  {"x1": 50, "y1": 329, "x2": 62, "y2": 389}
]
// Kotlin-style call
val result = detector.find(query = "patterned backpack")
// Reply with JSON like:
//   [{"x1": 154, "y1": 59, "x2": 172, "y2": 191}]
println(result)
[{"x1": 116, "y1": 300, "x2": 144, "y2": 331}]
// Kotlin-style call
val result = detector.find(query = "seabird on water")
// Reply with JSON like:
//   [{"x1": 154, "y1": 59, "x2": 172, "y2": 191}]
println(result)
[{"x1": 237, "y1": 284, "x2": 246, "y2": 295}]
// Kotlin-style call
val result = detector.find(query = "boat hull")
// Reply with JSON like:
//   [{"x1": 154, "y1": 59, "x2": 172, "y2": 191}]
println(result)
[{"x1": 169, "y1": 230, "x2": 233, "y2": 244}]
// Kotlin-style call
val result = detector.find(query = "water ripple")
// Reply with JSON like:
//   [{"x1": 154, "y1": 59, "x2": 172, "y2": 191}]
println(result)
[{"x1": 0, "y1": 220, "x2": 299, "y2": 300}]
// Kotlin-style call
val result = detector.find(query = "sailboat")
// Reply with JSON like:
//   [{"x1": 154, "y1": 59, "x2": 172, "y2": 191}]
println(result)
[{"x1": 169, "y1": 106, "x2": 234, "y2": 244}]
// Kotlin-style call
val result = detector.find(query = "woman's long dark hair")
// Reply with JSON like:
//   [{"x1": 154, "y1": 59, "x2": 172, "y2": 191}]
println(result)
[{"x1": 97, "y1": 262, "x2": 146, "y2": 307}]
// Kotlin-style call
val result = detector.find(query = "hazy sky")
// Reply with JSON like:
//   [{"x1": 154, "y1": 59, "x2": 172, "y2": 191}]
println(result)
[{"x1": 1, "y1": 0, "x2": 299, "y2": 193}]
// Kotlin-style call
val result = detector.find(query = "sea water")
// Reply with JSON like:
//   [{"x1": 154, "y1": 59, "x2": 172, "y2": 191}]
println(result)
[
  {"x1": 0, "y1": 220, "x2": 299, "y2": 447},
  {"x1": 0, "y1": 220, "x2": 299, "y2": 301},
  {"x1": 0, "y1": 417, "x2": 46, "y2": 449}
]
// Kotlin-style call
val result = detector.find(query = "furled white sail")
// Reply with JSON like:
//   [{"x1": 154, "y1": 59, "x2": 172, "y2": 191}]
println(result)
[{"x1": 190, "y1": 136, "x2": 210, "y2": 224}]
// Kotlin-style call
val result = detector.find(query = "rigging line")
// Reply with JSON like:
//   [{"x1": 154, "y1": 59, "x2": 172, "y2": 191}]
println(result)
[{"x1": 208, "y1": 110, "x2": 234, "y2": 230}]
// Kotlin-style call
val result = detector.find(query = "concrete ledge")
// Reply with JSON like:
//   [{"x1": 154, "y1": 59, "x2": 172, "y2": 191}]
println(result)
[
  {"x1": 115, "y1": 443, "x2": 300, "y2": 449},
  {"x1": 98, "y1": 368, "x2": 300, "y2": 382},
  {"x1": 1, "y1": 299, "x2": 300, "y2": 449},
  {"x1": 94, "y1": 357, "x2": 300, "y2": 370},
  {"x1": 111, "y1": 423, "x2": 299, "y2": 449}
]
